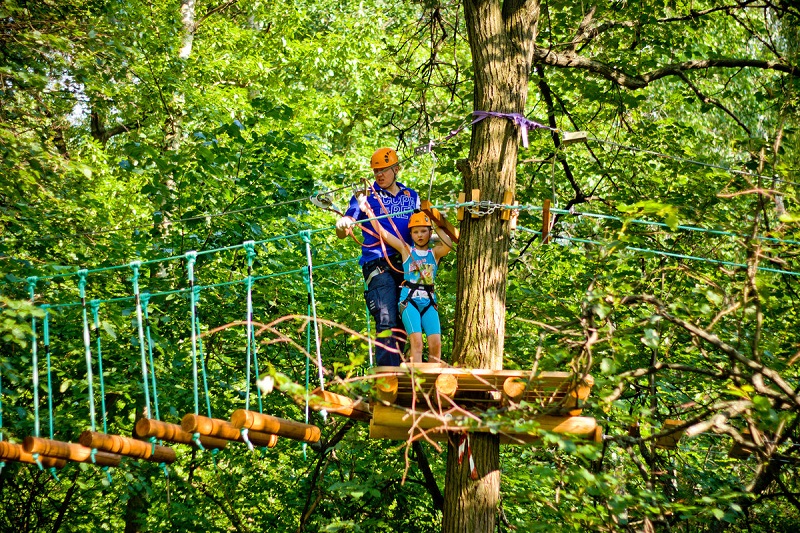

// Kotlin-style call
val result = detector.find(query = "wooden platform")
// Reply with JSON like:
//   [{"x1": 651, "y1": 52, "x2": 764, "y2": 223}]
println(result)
[
  {"x1": 371, "y1": 363, "x2": 593, "y2": 415},
  {"x1": 307, "y1": 363, "x2": 600, "y2": 444}
]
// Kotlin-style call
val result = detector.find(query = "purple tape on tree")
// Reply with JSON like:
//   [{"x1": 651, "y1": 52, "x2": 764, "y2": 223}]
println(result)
[{"x1": 471, "y1": 111, "x2": 552, "y2": 148}]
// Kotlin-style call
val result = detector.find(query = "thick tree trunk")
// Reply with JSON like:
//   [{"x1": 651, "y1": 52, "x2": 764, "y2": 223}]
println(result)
[{"x1": 444, "y1": 0, "x2": 539, "y2": 531}]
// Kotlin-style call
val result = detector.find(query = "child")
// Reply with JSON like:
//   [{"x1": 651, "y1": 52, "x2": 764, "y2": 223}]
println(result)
[{"x1": 358, "y1": 197, "x2": 453, "y2": 363}]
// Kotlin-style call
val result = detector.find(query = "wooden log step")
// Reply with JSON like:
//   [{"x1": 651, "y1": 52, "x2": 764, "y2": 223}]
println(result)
[
  {"x1": 23, "y1": 437, "x2": 121, "y2": 467},
  {"x1": 180, "y1": 414, "x2": 278, "y2": 448},
  {"x1": 79, "y1": 431, "x2": 177, "y2": 464},
  {"x1": 229, "y1": 410, "x2": 320, "y2": 443},
  {"x1": 309, "y1": 389, "x2": 372, "y2": 422},
  {"x1": 135, "y1": 418, "x2": 228, "y2": 450},
  {"x1": 0, "y1": 440, "x2": 67, "y2": 468},
  {"x1": 375, "y1": 375, "x2": 399, "y2": 403},
  {"x1": 371, "y1": 404, "x2": 599, "y2": 438}
]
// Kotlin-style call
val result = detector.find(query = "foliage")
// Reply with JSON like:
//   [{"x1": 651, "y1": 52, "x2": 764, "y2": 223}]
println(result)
[{"x1": 0, "y1": 0, "x2": 799, "y2": 532}]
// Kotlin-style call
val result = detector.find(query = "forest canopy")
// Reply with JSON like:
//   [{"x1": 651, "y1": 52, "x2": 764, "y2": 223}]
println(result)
[{"x1": 1, "y1": 0, "x2": 799, "y2": 532}]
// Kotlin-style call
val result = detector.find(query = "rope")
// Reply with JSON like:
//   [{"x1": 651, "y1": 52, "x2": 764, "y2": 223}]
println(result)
[
  {"x1": 185, "y1": 252, "x2": 200, "y2": 417},
  {"x1": 27, "y1": 277, "x2": 40, "y2": 438},
  {"x1": 140, "y1": 292, "x2": 161, "y2": 421},
  {"x1": 130, "y1": 262, "x2": 152, "y2": 419},
  {"x1": 516, "y1": 226, "x2": 800, "y2": 277},
  {"x1": 43, "y1": 308, "x2": 54, "y2": 439},
  {"x1": 300, "y1": 232, "x2": 325, "y2": 393},
  {"x1": 241, "y1": 242, "x2": 257, "y2": 451},
  {"x1": 78, "y1": 270, "x2": 97, "y2": 432},
  {"x1": 90, "y1": 301, "x2": 108, "y2": 434}
]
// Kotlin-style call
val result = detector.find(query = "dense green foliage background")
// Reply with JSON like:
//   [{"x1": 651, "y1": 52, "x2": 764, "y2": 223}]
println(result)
[{"x1": 1, "y1": 0, "x2": 798, "y2": 531}]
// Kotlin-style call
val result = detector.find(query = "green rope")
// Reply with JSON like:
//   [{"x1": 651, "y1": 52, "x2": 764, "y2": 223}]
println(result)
[
  {"x1": 42, "y1": 309, "x2": 54, "y2": 439},
  {"x1": 194, "y1": 288, "x2": 213, "y2": 421},
  {"x1": 516, "y1": 226, "x2": 800, "y2": 277},
  {"x1": 185, "y1": 252, "x2": 200, "y2": 417},
  {"x1": 90, "y1": 301, "x2": 108, "y2": 434},
  {"x1": 130, "y1": 262, "x2": 152, "y2": 419},
  {"x1": 27, "y1": 277, "x2": 40, "y2": 438},
  {"x1": 77, "y1": 270, "x2": 97, "y2": 432},
  {"x1": 141, "y1": 292, "x2": 160, "y2": 421},
  {"x1": 300, "y1": 231, "x2": 325, "y2": 394},
  {"x1": 519, "y1": 204, "x2": 800, "y2": 246}
]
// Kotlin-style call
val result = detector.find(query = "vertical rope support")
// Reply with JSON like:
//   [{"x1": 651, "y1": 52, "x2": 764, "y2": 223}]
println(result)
[
  {"x1": 43, "y1": 308, "x2": 55, "y2": 439},
  {"x1": 243, "y1": 242, "x2": 256, "y2": 413},
  {"x1": 193, "y1": 288, "x2": 213, "y2": 420},
  {"x1": 130, "y1": 262, "x2": 152, "y2": 419},
  {"x1": 27, "y1": 277, "x2": 40, "y2": 438},
  {"x1": 141, "y1": 292, "x2": 160, "y2": 421},
  {"x1": 89, "y1": 301, "x2": 108, "y2": 434},
  {"x1": 185, "y1": 252, "x2": 200, "y2": 416},
  {"x1": 77, "y1": 270, "x2": 97, "y2": 432},
  {"x1": 299, "y1": 231, "x2": 325, "y2": 392},
  {"x1": 362, "y1": 275, "x2": 373, "y2": 367}
]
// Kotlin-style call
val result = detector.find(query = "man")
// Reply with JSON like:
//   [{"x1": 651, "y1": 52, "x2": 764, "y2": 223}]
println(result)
[{"x1": 336, "y1": 148, "x2": 420, "y2": 366}]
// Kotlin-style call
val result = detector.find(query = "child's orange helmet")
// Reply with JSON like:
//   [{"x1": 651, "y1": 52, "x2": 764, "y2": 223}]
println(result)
[
  {"x1": 408, "y1": 212, "x2": 431, "y2": 229},
  {"x1": 370, "y1": 148, "x2": 399, "y2": 169}
]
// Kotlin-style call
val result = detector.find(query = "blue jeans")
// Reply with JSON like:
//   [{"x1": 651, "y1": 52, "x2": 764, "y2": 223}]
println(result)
[{"x1": 363, "y1": 258, "x2": 406, "y2": 366}]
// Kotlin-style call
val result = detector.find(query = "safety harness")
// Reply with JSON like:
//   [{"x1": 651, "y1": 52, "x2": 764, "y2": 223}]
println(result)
[{"x1": 400, "y1": 281, "x2": 437, "y2": 317}]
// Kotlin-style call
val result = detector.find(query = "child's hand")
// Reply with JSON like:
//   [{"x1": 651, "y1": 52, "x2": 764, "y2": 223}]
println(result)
[{"x1": 357, "y1": 194, "x2": 370, "y2": 213}]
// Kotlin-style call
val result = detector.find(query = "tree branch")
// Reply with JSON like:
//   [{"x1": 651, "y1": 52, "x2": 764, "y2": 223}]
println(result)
[{"x1": 534, "y1": 47, "x2": 800, "y2": 90}]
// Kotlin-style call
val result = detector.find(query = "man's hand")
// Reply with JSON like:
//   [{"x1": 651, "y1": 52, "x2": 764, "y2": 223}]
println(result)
[{"x1": 336, "y1": 216, "x2": 356, "y2": 231}]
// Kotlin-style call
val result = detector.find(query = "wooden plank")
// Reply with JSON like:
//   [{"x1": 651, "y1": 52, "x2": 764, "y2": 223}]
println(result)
[
  {"x1": 181, "y1": 414, "x2": 279, "y2": 448},
  {"x1": 470, "y1": 189, "x2": 480, "y2": 219},
  {"x1": 23, "y1": 437, "x2": 121, "y2": 467},
  {"x1": 420, "y1": 200, "x2": 459, "y2": 244},
  {"x1": 309, "y1": 389, "x2": 372, "y2": 422},
  {"x1": 541, "y1": 199, "x2": 551, "y2": 244},
  {"x1": 0, "y1": 441, "x2": 67, "y2": 468},
  {"x1": 79, "y1": 430, "x2": 177, "y2": 464},
  {"x1": 456, "y1": 192, "x2": 466, "y2": 221},
  {"x1": 135, "y1": 418, "x2": 228, "y2": 450},
  {"x1": 500, "y1": 191, "x2": 514, "y2": 221},
  {"x1": 229, "y1": 410, "x2": 320, "y2": 443}
]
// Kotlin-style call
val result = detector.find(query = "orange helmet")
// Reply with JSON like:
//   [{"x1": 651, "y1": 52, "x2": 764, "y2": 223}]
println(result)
[
  {"x1": 370, "y1": 148, "x2": 399, "y2": 170},
  {"x1": 408, "y1": 211, "x2": 431, "y2": 229}
]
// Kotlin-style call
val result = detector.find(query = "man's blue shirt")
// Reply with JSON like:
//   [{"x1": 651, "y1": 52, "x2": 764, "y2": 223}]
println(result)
[{"x1": 345, "y1": 181, "x2": 420, "y2": 265}]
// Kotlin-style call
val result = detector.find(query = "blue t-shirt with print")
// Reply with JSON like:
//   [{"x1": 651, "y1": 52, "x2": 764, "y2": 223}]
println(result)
[{"x1": 345, "y1": 181, "x2": 420, "y2": 265}]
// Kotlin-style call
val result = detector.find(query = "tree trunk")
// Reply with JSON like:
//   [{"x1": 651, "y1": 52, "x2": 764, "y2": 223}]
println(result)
[{"x1": 444, "y1": 0, "x2": 539, "y2": 531}]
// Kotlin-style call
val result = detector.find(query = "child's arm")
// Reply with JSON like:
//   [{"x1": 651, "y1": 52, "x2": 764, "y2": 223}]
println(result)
[
  {"x1": 358, "y1": 196, "x2": 408, "y2": 257},
  {"x1": 432, "y1": 224, "x2": 453, "y2": 261}
]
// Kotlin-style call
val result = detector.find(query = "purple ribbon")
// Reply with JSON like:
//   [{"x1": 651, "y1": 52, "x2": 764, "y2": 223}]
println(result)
[{"x1": 438, "y1": 111, "x2": 554, "y2": 149}]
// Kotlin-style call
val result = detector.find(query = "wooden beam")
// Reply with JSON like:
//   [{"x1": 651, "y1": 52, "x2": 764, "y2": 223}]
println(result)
[
  {"x1": 79, "y1": 430, "x2": 177, "y2": 464},
  {"x1": 0, "y1": 440, "x2": 67, "y2": 468},
  {"x1": 229, "y1": 410, "x2": 320, "y2": 443},
  {"x1": 369, "y1": 421, "x2": 449, "y2": 442},
  {"x1": 421, "y1": 200, "x2": 459, "y2": 244},
  {"x1": 23, "y1": 437, "x2": 121, "y2": 467},
  {"x1": 310, "y1": 389, "x2": 372, "y2": 422},
  {"x1": 456, "y1": 192, "x2": 466, "y2": 221},
  {"x1": 541, "y1": 199, "x2": 551, "y2": 244},
  {"x1": 470, "y1": 189, "x2": 480, "y2": 218},
  {"x1": 135, "y1": 418, "x2": 228, "y2": 450},
  {"x1": 500, "y1": 191, "x2": 514, "y2": 221},
  {"x1": 372, "y1": 404, "x2": 598, "y2": 438},
  {"x1": 181, "y1": 414, "x2": 279, "y2": 448}
]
